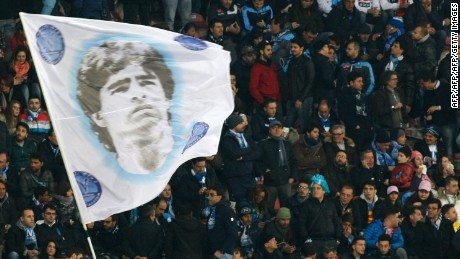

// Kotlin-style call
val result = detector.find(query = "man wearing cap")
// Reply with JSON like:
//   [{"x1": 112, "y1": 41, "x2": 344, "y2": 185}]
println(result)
[
  {"x1": 250, "y1": 41, "x2": 281, "y2": 106},
  {"x1": 415, "y1": 198, "x2": 456, "y2": 259},
  {"x1": 370, "y1": 130, "x2": 396, "y2": 173},
  {"x1": 354, "y1": 24, "x2": 374, "y2": 62},
  {"x1": 299, "y1": 174, "x2": 341, "y2": 254},
  {"x1": 261, "y1": 207, "x2": 300, "y2": 258},
  {"x1": 414, "y1": 125, "x2": 447, "y2": 170},
  {"x1": 220, "y1": 114, "x2": 260, "y2": 201},
  {"x1": 256, "y1": 120, "x2": 297, "y2": 215},
  {"x1": 419, "y1": 70, "x2": 457, "y2": 158},
  {"x1": 236, "y1": 204, "x2": 261, "y2": 257},
  {"x1": 285, "y1": 37, "x2": 314, "y2": 133},
  {"x1": 231, "y1": 45, "x2": 257, "y2": 114}
]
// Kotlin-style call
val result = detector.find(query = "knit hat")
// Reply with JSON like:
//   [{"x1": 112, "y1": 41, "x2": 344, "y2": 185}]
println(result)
[
  {"x1": 276, "y1": 207, "x2": 291, "y2": 219},
  {"x1": 390, "y1": 128, "x2": 405, "y2": 141},
  {"x1": 418, "y1": 180, "x2": 431, "y2": 192},
  {"x1": 424, "y1": 126, "x2": 440, "y2": 138},
  {"x1": 375, "y1": 130, "x2": 391, "y2": 143},
  {"x1": 310, "y1": 174, "x2": 330, "y2": 194},
  {"x1": 239, "y1": 205, "x2": 253, "y2": 217},
  {"x1": 411, "y1": 150, "x2": 423, "y2": 160},
  {"x1": 357, "y1": 23, "x2": 371, "y2": 34},
  {"x1": 388, "y1": 16, "x2": 404, "y2": 31},
  {"x1": 387, "y1": 185, "x2": 399, "y2": 195},
  {"x1": 226, "y1": 114, "x2": 244, "y2": 129},
  {"x1": 398, "y1": 146, "x2": 412, "y2": 158},
  {"x1": 269, "y1": 120, "x2": 282, "y2": 128}
]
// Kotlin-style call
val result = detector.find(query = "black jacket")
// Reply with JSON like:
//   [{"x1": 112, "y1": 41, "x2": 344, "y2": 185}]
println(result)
[
  {"x1": 0, "y1": 193, "x2": 18, "y2": 225},
  {"x1": 123, "y1": 218, "x2": 164, "y2": 259},
  {"x1": 293, "y1": 136, "x2": 327, "y2": 176},
  {"x1": 378, "y1": 56, "x2": 416, "y2": 106},
  {"x1": 175, "y1": 169, "x2": 221, "y2": 218},
  {"x1": 93, "y1": 224, "x2": 124, "y2": 258},
  {"x1": 286, "y1": 54, "x2": 314, "y2": 102},
  {"x1": 326, "y1": 3, "x2": 361, "y2": 40},
  {"x1": 422, "y1": 79, "x2": 457, "y2": 126},
  {"x1": 37, "y1": 139, "x2": 67, "y2": 183},
  {"x1": 298, "y1": 197, "x2": 341, "y2": 241},
  {"x1": 415, "y1": 217, "x2": 456, "y2": 259},
  {"x1": 413, "y1": 139, "x2": 447, "y2": 167},
  {"x1": 207, "y1": 199, "x2": 239, "y2": 255},
  {"x1": 324, "y1": 162, "x2": 352, "y2": 196},
  {"x1": 35, "y1": 222, "x2": 74, "y2": 252},
  {"x1": 164, "y1": 215, "x2": 207, "y2": 259},
  {"x1": 400, "y1": 219, "x2": 418, "y2": 256},
  {"x1": 220, "y1": 132, "x2": 260, "y2": 179},
  {"x1": 312, "y1": 53, "x2": 336, "y2": 102},
  {"x1": 413, "y1": 36, "x2": 437, "y2": 78},
  {"x1": 333, "y1": 196, "x2": 363, "y2": 233},
  {"x1": 371, "y1": 87, "x2": 404, "y2": 129},
  {"x1": 256, "y1": 137, "x2": 297, "y2": 186},
  {"x1": 250, "y1": 111, "x2": 274, "y2": 142},
  {"x1": 405, "y1": 1, "x2": 446, "y2": 31},
  {"x1": 338, "y1": 87, "x2": 372, "y2": 130}
]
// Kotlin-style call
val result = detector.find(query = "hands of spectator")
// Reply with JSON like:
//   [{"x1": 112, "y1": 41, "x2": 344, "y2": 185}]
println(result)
[
  {"x1": 281, "y1": 4, "x2": 291, "y2": 14},
  {"x1": 256, "y1": 20, "x2": 266, "y2": 28},
  {"x1": 291, "y1": 22, "x2": 300, "y2": 30},
  {"x1": 362, "y1": 161, "x2": 370, "y2": 169},
  {"x1": 443, "y1": 18, "x2": 451, "y2": 26},
  {"x1": 27, "y1": 250, "x2": 39, "y2": 258},
  {"x1": 388, "y1": 166, "x2": 395, "y2": 171},
  {"x1": 282, "y1": 245, "x2": 296, "y2": 254},
  {"x1": 355, "y1": 125, "x2": 360, "y2": 129},
  {"x1": 214, "y1": 250, "x2": 223, "y2": 258},
  {"x1": 236, "y1": 156, "x2": 243, "y2": 161},
  {"x1": 295, "y1": 100, "x2": 302, "y2": 109},
  {"x1": 405, "y1": 105, "x2": 411, "y2": 113},
  {"x1": 14, "y1": 76, "x2": 26, "y2": 85},
  {"x1": 372, "y1": 33, "x2": 382, "y2": 41},
  {"x1": 384, "y1": 179, "x2": 389, "y2": 185},
  {"x1": 362, "y1": 53, "x2": 370, "y2": 61},
  {"x1": 427, "y1": 26, "x2": 436, "y2": 35},
  {"x1": 199, "y1": 187, "x2": 207, "y2": 195},
  {"x1": 394, "y1": 102, "x2": 403, "y2": 109},
  {"x1": 427, "y1": 105, "x2": 440, "y2": 114},
  {"x1": 424, "y1": 114, "x2": 433, "y2": 121},
  {"x1": 227, "y1": 22, "x2": 241, "y2": 34},
  {"x1": 288, "y1": 178, "x2": 294, "y2": 184}
]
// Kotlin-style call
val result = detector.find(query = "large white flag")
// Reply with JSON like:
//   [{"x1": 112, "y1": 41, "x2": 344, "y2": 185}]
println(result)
[{"x1": 20, "y1": 13, "x2": 233, "y2": 224}]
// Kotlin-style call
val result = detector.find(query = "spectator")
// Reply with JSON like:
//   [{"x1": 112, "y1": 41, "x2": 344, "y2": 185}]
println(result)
[
  {"x1": 326, "y1": 0, "x2": 362, "y2": 40},
  {"x1": 5, "y1": 208, "x2": 39, "y2": 259},
  {"x1": 413, "y1": 126, "x2": 447, "y2": 171},
  {"x1": 410, "y1": 150, "x2": 430, "y2": 192},
  {"x1": 123, "y1": 205, "x2": 164, "y2": 259},
  {"x1": 232, "y1": 46, "x2": 257, "y2": 114},
  {"x1": 164, "y1": 203, "x2": 207, "y2": 259},
  {"x1": 261, "y1": 207, "x2": 300, "y2": 258},
  {"x1": 202, "y1": 19, "x2": 237, "y2": 65},
  {"x1": 247, "y1": 185, "x2": 270, "y2": 227},
  {"x1": 250, "y1": 41, "x2": 281, "y2": 107},
  {"x1": 52, "y1": 181, "x2": 77, "y2": 227},
  {"x1": 434, "y1": 156, "x2": 456, "y2": 187},
  {"x1": 39, "y1": 240, "x2": 61, "y2": 259},
  {"x1": 235, "y1": 204, "x2": 261, "y2": 257},
  {"x1": 373, "y1": 185, "x2": 403, "y2": 221},
  {"x1": 1, "y1": 74, "x2": 25, "y2": 112},
  {"x1": 351, "y1": 149, "x2": 387, "y2": 197},
  {"x1": 411, "y1": 22, "x2": 437, "y2": 79},
  {"x1": 400, "y1": 206, "x2": 423, "y2": 257},
  {"x1": 337, "y1": 213, "x2": 359, "y2": 255},
  {"x1": 38, "y1": 128, "x2": 66, "y2": 184},
  {"x1": 287, "y1": 179, "x2": 310, "y2": 227},
  {"x1": 20, "y1": 95, "x2": 51, "y2": 142},
  {"x1": 289, "y1": 0, "x2": 324, "y2": 34},
  {"x1": 419, "y1": 71, "x2": 457, "y2": 158},
  {"x1": 9, "y1": 47, "x2": 41, "y2": 106},
  {"x1": 389, "y1": 128, "x2": 407, "y2": 160},
  {"x1": 337, "y1": 71, "x2": 373, "y2": 149},
  {"x1": 324, "y1": 150, "x2": 352, "y2": 196},
  {"x1": 333, "y1": 185, "x2": 364, "y2": 233},
  {"x1": 3, "y1": 99, "x2": 21, "y2": 136},
  {"x1": 310, "y1": 100, "x2": 339, "y2": 139},
  {"x1": 415, "y1": 198, "x2": 456, "y2": 258},
  {"x1": 0, "y1": 180, "x2": 18, "y2": 229},
  {"x1": 253, "y1": 236, "x2": 283, "y2": 259},
  {"x1": 441, "y1": 203, "x2": 460, "y2": 231},
  {"x1": 250, "y1": 98, "x2": 278, "y2": 142},
  {"x1": 20, "y1": 153, "x2": 54, "y2": 199},
  {"x1": 299, "y1": 174, "x2": 340, "y2": 254},
  {"x1": 220, "y1": 114, "x2": 260, "y2": 201},
  {"x1": 300, "y1": 25, "x2": 319, "y2": 59},
  {"x1": 241, "y1": 0, "x2": 273, "y2": 33},
  {"x1": 363, "y1": 207, "x2": 405, "y2": 257},
  {"x1": 175, "y1": 157, "x2": 221, "y2": 218},
  {"x1": 256, "y1": 120, "x2": 297, "y2": 214},
  {"x1": 404, "y1": 180, "x2": 435, "y2": 215},
  {"x1": 35, "y1": 204, "x2": 73, "y2": 253},
  {"x1": 340, "y1": 236, "x2": 368, "y2": 259},
  {"x1": 28, "y1": 186, "x2": 52, "y2": 222},
  {"x1": 285, "y1": 37, "x2": 314, "y2": 132},
  {"x1": 371, "y1": 71, "x2": 405, "y2": 130},
  {"x1": 207, "y1": 0, "x2": 241, "y2": 37},
  {"x1": 438, "y1": 176, "x2": 460, "y2": 222},
  {"x1": 293, "y1": 122, "x2": 327, "y2": 179},
  {"x1": 357, "y1": 180, "x2": 380, "y2": 229},
  {"x1": 370, "y1": 130, "x2": 395, "y2": 175},
  {"x1": 205, "y1": 186, "x2": 239, "y2": 258},
  {"x1": 372, "y1": 234, "x2": 399, "y2": 259},
  {"x1": 354, "y1": 0, "x2": 389, "y2": 34},
  {"x1": 0, "y1": 151, "x2": 20, "y2": 198},
  {"x1": 389, "y1": 146, "x2": 414, "y2": 193},
  {"x1": 270, "y1": 15, "x2": 295, "y2": 78},
  {"x1": 311, "y1": 40, "x2": 336, "y2": 104},
  {"x1": 324, "y1": 125, "x2": 359, "y2": 167}
]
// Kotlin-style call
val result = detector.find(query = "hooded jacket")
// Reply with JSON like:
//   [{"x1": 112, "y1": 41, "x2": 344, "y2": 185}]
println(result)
[{"x1": 164, "y1": 215, "x2": 207, "y2": 259}]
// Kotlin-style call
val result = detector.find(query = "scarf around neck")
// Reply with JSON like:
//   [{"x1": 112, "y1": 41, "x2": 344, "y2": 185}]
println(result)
[{"x1": 270, "y1": 135, "x2": 288, "y2": 167}]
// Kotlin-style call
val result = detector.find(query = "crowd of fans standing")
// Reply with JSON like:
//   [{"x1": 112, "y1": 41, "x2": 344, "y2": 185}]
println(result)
[{"x1": 0, "y1": 0, "x2": 459, "y2": 258}]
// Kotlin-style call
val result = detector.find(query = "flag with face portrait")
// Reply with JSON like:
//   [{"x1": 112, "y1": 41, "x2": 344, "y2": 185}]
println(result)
[{"x1": 20, "y1": 13, "x2": 233, "y2": 224}]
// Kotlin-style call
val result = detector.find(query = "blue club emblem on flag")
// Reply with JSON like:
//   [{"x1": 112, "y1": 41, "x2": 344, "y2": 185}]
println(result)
[
  {"x1": 74, "y1": 171, "x2": 102, "y2": 207},
  {"x1": 182, "y1": 122, "x2": 209, "y2": 154}
]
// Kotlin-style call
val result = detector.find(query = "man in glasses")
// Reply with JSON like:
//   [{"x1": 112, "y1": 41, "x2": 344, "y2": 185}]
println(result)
[
  {"x1": 324, "y1": 124, "x2": 359, "y2": 167},
  {"x1": 287, "y1": 178, "x2": 311, "y2": 227},
  {"x1": 36, "y1": 204, "x2": 73, "y2": 254}
]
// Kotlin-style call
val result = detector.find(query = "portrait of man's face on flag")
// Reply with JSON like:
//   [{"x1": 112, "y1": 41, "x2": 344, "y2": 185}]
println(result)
[{"x1": 76, "y1": 41, "x2": 175, "y2": 174}]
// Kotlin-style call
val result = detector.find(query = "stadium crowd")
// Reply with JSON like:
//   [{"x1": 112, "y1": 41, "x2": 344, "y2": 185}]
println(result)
[{"x1": 0, "y1": 0, "x2": 459, "y2": 258}]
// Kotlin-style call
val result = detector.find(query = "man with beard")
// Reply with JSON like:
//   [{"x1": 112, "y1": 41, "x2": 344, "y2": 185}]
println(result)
[
  {"x1": 202, "y1": 19, "x2": 237, "y2": 65},
  {"x1": 220, "y1": 114, "x2": 260, "y2": 201},
  {"x1": 261, "y1": 208, "x2": 299, "y2": 258},
  {"x1": 250, "y1": 41, "x2": 281, "y2": 107},
  {"x1": 236, "y1": 204, "x2": 261, "y2": 257},
  {"x1": 287, "y1": 179, "x2": 310, "y2": 227},
  {"x1": 293, "y1": 123, "x2": 326, "y2": 181},
  {"x1": 19, "y1": 153, "x2": 54, "y2": 199},
  {"x1": 324, "y1": 150, "x2": 352, "y2": 196},
  {"x1": 251, "y1": 99, "x2": 278, "y2": 142},
  {"x1": 10, "y1": 122, "x2": 37, "y2": 174}
]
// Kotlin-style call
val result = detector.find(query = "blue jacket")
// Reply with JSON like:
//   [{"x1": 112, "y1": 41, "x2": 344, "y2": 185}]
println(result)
[
  {"x1": 363, "y1": 219, "x2": 404, "y2": 255},
  {"x1": 242, "y1": 3, "x2": 273, "y2": 32},
  {"x1": 338, "y1": 59, "x2": 375, "y2": 96}
]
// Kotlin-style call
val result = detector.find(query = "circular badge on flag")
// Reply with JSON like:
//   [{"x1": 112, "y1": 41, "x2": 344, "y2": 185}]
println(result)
[
  {"x1": 175, "y1": 35, "x2": 207, "y2": 51},
  {"x1": 74, "y1": 171, "x2": 102, "y2": 207},
  {"x1": 36, "y1": 24, "x2": 65, "y2": 65}
]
